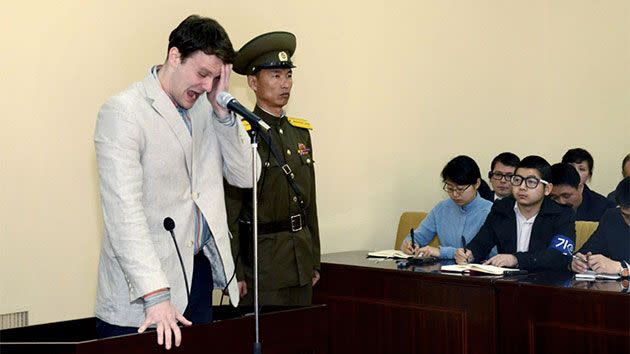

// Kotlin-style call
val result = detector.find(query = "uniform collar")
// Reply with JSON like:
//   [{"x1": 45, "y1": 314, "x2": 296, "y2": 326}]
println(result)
[{"x1": 253, "y1": 105, "x2": 286, "y2": 127}]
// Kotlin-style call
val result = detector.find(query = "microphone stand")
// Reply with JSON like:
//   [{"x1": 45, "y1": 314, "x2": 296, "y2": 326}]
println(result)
[{"x1": 249, "y1": 130, "x2": 262, "y2": 354}]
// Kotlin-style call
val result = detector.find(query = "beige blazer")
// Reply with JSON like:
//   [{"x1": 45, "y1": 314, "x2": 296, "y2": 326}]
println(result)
[{"x1": 94, "y1": 69, "x2": 260, "y2": 327}]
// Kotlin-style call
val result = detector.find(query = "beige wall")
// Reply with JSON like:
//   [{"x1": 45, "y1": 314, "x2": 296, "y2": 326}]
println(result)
[{"x1": 1, "y1": 0, "x2": 628, "y2": 325}]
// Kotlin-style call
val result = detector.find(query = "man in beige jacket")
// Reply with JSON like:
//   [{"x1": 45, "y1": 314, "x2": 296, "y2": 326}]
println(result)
[{"x1": 94, "y1": 15, "x2": 260, "y2": 349}]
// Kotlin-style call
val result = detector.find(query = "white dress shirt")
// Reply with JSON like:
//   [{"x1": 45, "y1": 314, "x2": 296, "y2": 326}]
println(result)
[{"x1": 514, "y1": 202, "x2": 537, "y2": 252}]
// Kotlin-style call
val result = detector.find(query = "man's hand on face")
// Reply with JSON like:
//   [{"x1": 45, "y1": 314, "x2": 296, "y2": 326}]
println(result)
[{"x1": 208, "y1": 63, "x2": 232, "y2": 119}]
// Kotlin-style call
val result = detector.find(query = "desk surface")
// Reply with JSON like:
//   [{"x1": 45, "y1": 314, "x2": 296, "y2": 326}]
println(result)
[{"x1": 322, "y1": 250, "x2": 629, "y2": 294}]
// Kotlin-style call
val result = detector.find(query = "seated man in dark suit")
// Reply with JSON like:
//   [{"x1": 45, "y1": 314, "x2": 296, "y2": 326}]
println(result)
[
  {"x1": 571, "y1": 177, "x2": 630, "y2": 276},
  {"x1": 455, "y1": 156, "x2": 576, "y2": 271},
  {"x1": 607, "y1": 154, "x2": 630, "y2": 203},
  {"x1": 561, "y1": 148, "x2": 614, "y2": 221},
  {"x1": 549, "y1": 163, "x2": 613, "y2": 221},
  {"x1": 485, "y1": 152, "x2": 520, "y2": 202}
]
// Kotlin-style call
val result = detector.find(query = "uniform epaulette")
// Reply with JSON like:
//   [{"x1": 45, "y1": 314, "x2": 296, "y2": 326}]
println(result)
[
  {"x1": 240, "y1": 119, "x2": 252, "y2": 131},
  {"x1": 287, "y1": 117, "x2": 313, "y2": 130}
]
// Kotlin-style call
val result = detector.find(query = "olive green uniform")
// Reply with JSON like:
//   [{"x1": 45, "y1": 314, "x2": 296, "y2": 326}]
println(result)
[{"x1": 225, "y1": 106, "x2": 320, "y2": 306}]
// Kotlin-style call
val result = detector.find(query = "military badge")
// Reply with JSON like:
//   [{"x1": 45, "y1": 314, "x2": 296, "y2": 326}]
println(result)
[
  {"x1": 278, "y1": 51, "x2": 289, "y2": 61},
  {"x1": 297, "y1": 143, "x2": 310, "y2": 156}
]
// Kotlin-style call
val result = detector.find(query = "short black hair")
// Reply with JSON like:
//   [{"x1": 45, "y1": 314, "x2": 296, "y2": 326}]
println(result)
[
  {"x1": 561, "y1": 148, "x2": 594, "y2": 175},
  {"x1": 614, "y1": 177, "x2": 630, "y2": 208},
  {"x1": 516, "y1": 155, "x2": 551, "y2": 181},
  {"x1": 441, "y1": 155, "x2": 481, "y2": 185},
  {"x1": 622, "y1": 154, "x2": 630, "y2": 174},
  {"x1": 550, "y1": 163, "x2": 580, "y2": 188},
  {"x1": 490, "y1": 152, "x2": 520, "y2": 171},
  {"x1": 168, "y1": 15, "x2": 235, "y2": 63}
]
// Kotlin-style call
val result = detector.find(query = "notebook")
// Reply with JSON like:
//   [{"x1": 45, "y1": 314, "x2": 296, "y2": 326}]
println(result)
[
  {"x1": 440, "y1": 263, "x2": 519, "y2": 275},
  {"x1": 367, "y1": 250, "x2": 412, "y2": 259},
  {"x1": 574, "y1": 270, "x2": 621, "y2": 281}
]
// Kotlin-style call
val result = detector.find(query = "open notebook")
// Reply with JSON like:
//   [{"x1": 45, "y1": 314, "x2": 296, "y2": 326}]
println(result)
[
  {"x1": 367, "y1": 250, "x2": 412, "y2": 259},
  {"x1": 440, "y1": 264, "x2": 520, "y2": 275}
]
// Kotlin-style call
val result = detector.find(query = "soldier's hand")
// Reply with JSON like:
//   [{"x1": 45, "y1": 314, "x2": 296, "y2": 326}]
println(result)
[
  {"x1": 237, "y1": 280, "x2": 248, "y2": 298},
  {"x1": 312, "y1": 270, "x2": 321, "y2": 286}
]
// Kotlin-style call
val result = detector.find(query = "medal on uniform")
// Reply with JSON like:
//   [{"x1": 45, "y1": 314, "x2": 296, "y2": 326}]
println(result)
[{"x1": 297, "y1": 143, "x2": 310, "y2": 156}]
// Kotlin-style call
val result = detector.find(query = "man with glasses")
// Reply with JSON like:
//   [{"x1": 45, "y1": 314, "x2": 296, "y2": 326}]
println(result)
[
  {"x1": 486, "y1": 152, "x2": 520, "y2": 202},
  {"x1": 400, "y1": 155, "x2": 493, "y2": 259},
  {"x1": 455, "y1": 156, "x2": 576, "y2": 271}
]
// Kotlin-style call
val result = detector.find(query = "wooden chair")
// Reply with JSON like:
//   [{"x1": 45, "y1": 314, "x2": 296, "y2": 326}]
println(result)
[
  {"x1": 394, "y1": 211, "x2": 439, "y2": 250},
  {"x1": 575, "y1": 221, "x2": 599, "y2": 251}
]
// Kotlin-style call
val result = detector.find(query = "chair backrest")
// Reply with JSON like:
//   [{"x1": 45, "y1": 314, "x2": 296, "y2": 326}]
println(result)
[
  {"x1": 394, "y1": 211, "x2": 439, "y2": 249},
  {"x1": 575, "y1": 221, "x2": 599, "y2": 251}
]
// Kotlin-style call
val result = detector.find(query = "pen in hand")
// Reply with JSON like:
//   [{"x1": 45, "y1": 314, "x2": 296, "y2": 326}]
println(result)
[
  {"x1": 410, "y1": 228, "x2": 416, "y2": 255},
  {"x1": 572, "y1": 254, "x2": 589, "y2": 267},
  {"x1": 461, "y1": 235, "x2": 469, "y2": 263}
]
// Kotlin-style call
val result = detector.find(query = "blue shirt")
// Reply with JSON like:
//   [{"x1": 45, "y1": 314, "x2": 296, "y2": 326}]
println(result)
[{"x1": 404, "y1": 193, "x2": 493, "y2": 259}]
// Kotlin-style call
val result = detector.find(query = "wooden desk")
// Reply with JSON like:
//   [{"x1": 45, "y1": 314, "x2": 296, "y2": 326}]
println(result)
[
  {"x1": 314, "y1": 251, "x2": 498, "y2": 354},
  {"x1": 314, "y1": 251, "x2": 630, "y2": 354},
  {"x1": 496, "y1": 273, "x2": 630, "y2": 354}
]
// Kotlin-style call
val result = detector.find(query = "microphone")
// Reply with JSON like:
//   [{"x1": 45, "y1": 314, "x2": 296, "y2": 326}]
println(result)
[
  {"x1": 163, "y1": 217, "x2": 190, "y2": 302},
  {"x1": 216, "y1": 91, "x2": 271, "y2": 132}
]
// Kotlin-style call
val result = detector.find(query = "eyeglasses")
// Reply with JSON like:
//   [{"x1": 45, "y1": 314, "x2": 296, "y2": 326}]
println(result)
[
  {"x1": 443, "y1": 183, "x2": 471, "y2": 195},
  {"x1": 488, "y1": 171, "x2": 514, "y2": 181},
  {"x1": 510, "y1": 174, "x2": 549, "y2": 189}
]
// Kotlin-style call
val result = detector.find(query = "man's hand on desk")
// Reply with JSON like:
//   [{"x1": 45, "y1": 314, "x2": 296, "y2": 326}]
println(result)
[
  {"x1": 454, "y1": 248, "x2": 473, "y2": 264},
  {"x1": 138, "y1": 300, "x2": 192, "y2": 350},
  {"x1": 483, "y1": 254, "x2": 518, "y2": 268},
  {"x1": 588, "y1": 254, "x2": 622, "y2": 275}
]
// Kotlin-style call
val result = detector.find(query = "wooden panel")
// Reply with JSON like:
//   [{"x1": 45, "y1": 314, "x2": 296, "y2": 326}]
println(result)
[
  {"x1": 497, "y1": 281, "x2": 630, "y2": 354},
  {"x1": 0, "y1": 306, "x2": 329, "y2": 354},
  {"x1": 315, "y1": 261, "x2": 496, "y2": 354},
  {"x1": 325, "y1": 296, "x2": 465, "y2": 354}
]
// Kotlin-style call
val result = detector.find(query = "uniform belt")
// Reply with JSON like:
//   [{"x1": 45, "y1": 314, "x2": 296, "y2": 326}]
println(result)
[{"x1": 257, "y1": 214, "x2": 304, "y2": 235}]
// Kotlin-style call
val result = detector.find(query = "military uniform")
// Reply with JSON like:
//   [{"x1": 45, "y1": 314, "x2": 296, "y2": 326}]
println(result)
[{"x1": 224, "y1": 31, "x2": 320, "y2": 306}]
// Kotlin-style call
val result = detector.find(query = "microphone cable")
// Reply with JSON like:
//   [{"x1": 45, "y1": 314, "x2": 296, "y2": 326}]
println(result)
[{"x1": 163, "y1": 217, "x2": 190, "y2": 302}]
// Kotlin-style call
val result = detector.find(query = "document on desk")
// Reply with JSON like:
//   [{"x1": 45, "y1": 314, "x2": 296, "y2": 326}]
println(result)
[
  {"x1": 440, "y1": 264, "x2": 518, "y2": 275},
  {"x1": 574, "y1": 270, "x2": 621, "y2": 281},
  {"x1": 367, "y1": 250, "x2": 411, "y2": 259}
]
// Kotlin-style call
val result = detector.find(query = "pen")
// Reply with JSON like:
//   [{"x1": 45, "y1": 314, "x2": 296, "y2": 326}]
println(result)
[
  {"x1": 572, "y1": 254, "x2": 588, "y2": 263},
  {"x1": 410, "y1": 228, "x2": 415, "y2": 250},
  {"x1": 461, "y1": 235, "x2": 467, "y2": 254}
]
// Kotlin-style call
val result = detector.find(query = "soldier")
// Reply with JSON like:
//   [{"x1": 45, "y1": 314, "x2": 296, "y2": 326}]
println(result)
[{"x1": 225, "y1": 31, "x2": 320, "y2": 306}]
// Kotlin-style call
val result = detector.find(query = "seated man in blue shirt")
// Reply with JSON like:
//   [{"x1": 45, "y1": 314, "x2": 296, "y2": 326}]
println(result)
[
  {"x1": 571, "y1": 177, "x2": 630, "y2": 275},
  {"x1": 561, "y1": 148, "x2": 614, "y2": 221},
  {"x1": 400, "y1": 155, "x2": 493, "y2": 259},
  {"x1": 455, "y1": 156, "x2": 576, "y2": 271}
]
